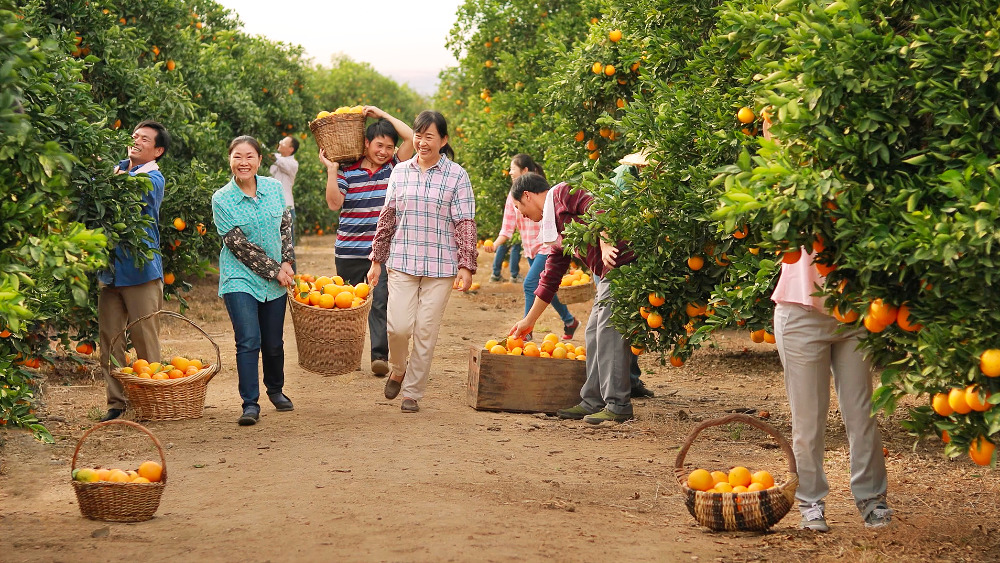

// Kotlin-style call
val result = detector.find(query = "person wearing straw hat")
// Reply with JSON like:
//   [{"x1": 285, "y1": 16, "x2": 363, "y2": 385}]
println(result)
[
  {"x1": 97, "y1": 120, "x2": 170, "y2": 422},
  {"x1": 322, "y1": 106, "x2": 414, "y2": 379},
  {"x1": 507, "y1": 172, "x2": 636, "y2": 425},
  {"x1": 611, "y1": 149, "x2": 655, "y2": 399},
  {"x1": 213, "y1": 135, "x2": 296, "y2": 426}
]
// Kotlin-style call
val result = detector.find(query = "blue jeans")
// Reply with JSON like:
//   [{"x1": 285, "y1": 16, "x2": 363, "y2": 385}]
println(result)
[
  {"x1": 492, "y1": 242, "x2": 522, "y2": 278},
  {"x1": 223, "y1": 292, "x2": 287, "y2": 410},
  {"x1": 523, "y1": 254, "x2": 574, "y2": 325}
]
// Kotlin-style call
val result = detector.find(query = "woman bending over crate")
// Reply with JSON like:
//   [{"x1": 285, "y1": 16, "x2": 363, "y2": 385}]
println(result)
[
  {"x1": 212, "y1": 135, "x2": 296, "y2": 426},
  {"x1": 367, "y1": 111, "x2": 478, "y2": 413}
]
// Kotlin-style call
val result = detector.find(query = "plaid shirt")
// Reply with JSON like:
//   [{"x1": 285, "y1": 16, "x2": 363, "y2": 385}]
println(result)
[
  {"x1": 371, "y1": 155, "x2": 477, "y2": 277},
  {"x1": 497, "y1": 193, "x2": 548, "y2": 259}
]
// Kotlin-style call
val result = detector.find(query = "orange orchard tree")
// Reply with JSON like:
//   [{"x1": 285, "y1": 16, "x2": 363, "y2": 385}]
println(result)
[{"x1": 714, "y1": 2, "x2": 1000, "y2": 464}]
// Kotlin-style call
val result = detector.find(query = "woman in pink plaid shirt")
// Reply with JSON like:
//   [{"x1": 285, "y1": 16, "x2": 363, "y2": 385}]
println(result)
[
  {"x1": 367, "y1": 111, "x2": 478, "y2": 413},
  {"x1": 485, "y1": 154, "x2": 578, "y2": 341}
]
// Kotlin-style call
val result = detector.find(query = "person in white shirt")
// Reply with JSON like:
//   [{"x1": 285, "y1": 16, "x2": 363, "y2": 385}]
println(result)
[{"x1": 270, "y1": 136, "x2": 300, "y2": 244}]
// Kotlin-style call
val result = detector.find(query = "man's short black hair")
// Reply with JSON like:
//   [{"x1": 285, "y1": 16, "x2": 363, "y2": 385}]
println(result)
[
  {"x1": 510, "y1": 172, "x2": 549, "y2": 201},
  {"x1": 288, "y1": 137, "x2": 299, "y2": 154},
  {"x1": 366, "y1": 119, "x2": 399, "y2": 145},
  {"x1": 134, "y1": 120, "x2": 170, "y2": 161}
]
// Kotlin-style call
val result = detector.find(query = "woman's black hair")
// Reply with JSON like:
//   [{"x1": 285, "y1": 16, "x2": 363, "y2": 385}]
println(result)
[
  {"x1": 512, "y1": 153, "x2": 545, "y2": 179},
  {"x1": 228, "y1": 135, "x2": 262, "y2": 156},
  {"x1": 412, "y1": 110, "x2": 455, "y2": 160}
]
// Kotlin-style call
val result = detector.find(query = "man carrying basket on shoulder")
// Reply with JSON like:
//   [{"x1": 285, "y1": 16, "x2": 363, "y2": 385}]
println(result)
[{"x1": 321, "y1": 107, "x2": 414, "y2": 378}]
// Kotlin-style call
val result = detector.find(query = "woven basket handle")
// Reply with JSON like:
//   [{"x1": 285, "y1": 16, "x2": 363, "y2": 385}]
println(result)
[
  {"x1": 70, "y1": 419, "x2": 168, "y2": 484},
  {"x1": 108, "y1": 309, "x2": 221, "y2": 376},
  {"x1": 673, "y1": 413, "x2": 797, "y2": 475}
]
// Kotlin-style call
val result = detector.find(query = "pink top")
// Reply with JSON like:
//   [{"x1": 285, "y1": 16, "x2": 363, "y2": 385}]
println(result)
[
  {"x1": 770, "y1": 247, "x2": 828, "y2": 312},
  {"x1": 497, "y1": 194, "x2": 548, "y2": 259}
]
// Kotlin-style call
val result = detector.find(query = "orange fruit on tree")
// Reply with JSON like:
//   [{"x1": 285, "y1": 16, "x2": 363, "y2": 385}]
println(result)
[
  {"x1": 630, "y1": 345, "x2": 644, "y2": 356},
  {"x1": 138, "y1": 461, "x2": 163, "y2": 482},
  {"x1": 728, "y1": 466, "x2": 752, "y2": 487},
  {"x1": 932, "y1": 392, "x2": 954, "y2": 416},
  {"x1": 687, "y1": 256, "x2": 704, "y2": 271},
  {"x1": 980, "y1": 349, "x2": 1000, "y2": 377},
  {"x1": 815, "y1": 262, "x2": 836, "y2": 276},
  {"x1": 574, "y1": 130, "x2": 585, "y2": 142},
  {"x1": 969, "y1": 435, "x2": 995, "y2": 466},
  {"x1": 76, "y1": 342, "x2": 94, "y2": 355},
  {"x1": 318, "y1": 293, "x2": 335, "y2": 309},
  {"x1": 608, "y1": 29, "x2": 622, "y2": 42},
  {"x1": 868, "y1": 298, "x2": 898, "y2": 326},
  {"x1": 639, "y1": 306, "x2": 651, "y2": 319},
  {"x1": 863, "y1": 314, "x2": 887, "y2": 333},
  {"x1": 166, "y1": 59, "x2": 176, "y2": 71},
  {"x1": 832, "y1": 304, "x2": 859, "y2": 323},
  {"x1": 687, "y1": 469, "x2": 714, "y2": 492},
  {"x1": 490, "y1": 344, "x2": 507, "y2": 355},
  {"x1": 782, "y1": 249, "x2": 802, "y2": 264},
  {"x1": 965, "y1": 385, "x2": 992, "y2": 412},
  {"x1": 163, "y1": 273, "x2": 175, "y2": 285},
  {"x1": 586, "y1": 139, "x2": 597, "y2": 151},
  {"x1": 941, "y1": 430, "x2": 951, "y2": 443},
  {"x1": 646, "y1": 312, "x2": 663, "y2": 329},
  {"x1": 591, "y1": 62, "x2": 603, "y2": 74},
  {"x1": 686, "y1": 303, "x2": 707, "y2": 318},
  {"x1": 737, "y1": 107, "x2": 755, "y2": 124},
  {"x1": 173, "y1": 217, "x2": 186, "y2": 231},
  {"x1": 751, "y1": 470, "x2": 775, "y2": 489},
  {"x1": 669, "y1": 355, "x2": 684, "y2": 367},
  {"x1": 750, "y1": 330, "x2": 766, "y2": 343},
  {"x1": 733, "y1": 225, "x2": 749, "y2": 239},
  {"x1": 335, "y1": 291, "x2": 355, "y2": 308},
  {"x1": 648, "y1": 292, "x2": 666, "y2": 307},
  {"x1": 604, "y1": 64, "x2": 616, "y2": 76},
  {"x1": 947, "y1": 387, "x2": 972, "y2": 414},
  {"x1": 763, "y1": 332, "x2": 776, "y2": 344}
]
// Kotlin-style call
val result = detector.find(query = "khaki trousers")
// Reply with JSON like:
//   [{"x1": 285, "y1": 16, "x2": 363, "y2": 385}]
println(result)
[
  {"x1": 773, "y1": 303, "x2": 888, "y2": 517},
  {"x1": 98, "y1": 279, "x2": 163, "y2": 408},
  {"x1": 386, "y1": 270, "x2": 453, "y2": 401}
]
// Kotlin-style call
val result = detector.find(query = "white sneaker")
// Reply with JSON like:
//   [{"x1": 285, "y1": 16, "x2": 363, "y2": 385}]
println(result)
[
  {"x1": 864, "y1": 504, "x2": 894, "y2": 529},
  {"x1": 799, "y1": 503, "x2": 830, "y2": 532}
]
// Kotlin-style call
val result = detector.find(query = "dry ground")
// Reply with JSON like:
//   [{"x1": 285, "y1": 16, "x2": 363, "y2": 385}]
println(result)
[{"x1": 2, "y1": 234, "x2": 999, "y2": 562}]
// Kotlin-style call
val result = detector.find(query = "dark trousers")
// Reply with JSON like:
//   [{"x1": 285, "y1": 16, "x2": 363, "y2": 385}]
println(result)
[
  {"x1": 335, "y1": 257, "x2": 389, "y2": 361},
  {"x1": 223, "y1": 292, "x2": 287, "y2": 410}
]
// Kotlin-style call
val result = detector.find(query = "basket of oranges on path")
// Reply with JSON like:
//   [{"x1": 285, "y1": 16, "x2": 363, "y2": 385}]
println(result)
[
  {"x1": 70, "y1": 420, "x2": 167, "y2": 522},
  {"x1": 110, "y1": 310, "x2": 220, "y2": 421},
  {"x1": 557, "y1": 268, "x2": 594, "y2": 305},
  {"x1": 308, "y1": 106, "x2": 365, "y2": 163},
  {"x1": 288, "y1": 273, "x2": 373, "y2": 375},
  {"x1": 674, "y1": 413, "x2": 798, "y2": 532}
]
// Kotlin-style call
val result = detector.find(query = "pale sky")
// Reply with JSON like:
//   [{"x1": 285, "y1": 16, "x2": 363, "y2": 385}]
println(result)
[{"x1": 215, "y1": 0, "x2": 465, "y2": 95}]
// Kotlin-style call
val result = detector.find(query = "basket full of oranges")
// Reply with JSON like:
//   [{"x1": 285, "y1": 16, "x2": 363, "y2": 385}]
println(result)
[
  {"x1": 109, "y1": 311, "x2": 219, "y2": 421},
  {"x1": 557, "y1": 268, "x2": 594, "y2": 305},
  {"x1": 287, "y1": 273, "x2": 373, "y2": 375},
  {"x1": 308, "y1": 106, "x2": 365, "y2": 163}
]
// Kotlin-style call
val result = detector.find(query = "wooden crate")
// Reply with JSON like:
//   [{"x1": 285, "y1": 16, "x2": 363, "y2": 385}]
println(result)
[{"x1": 467, "y1": 347, "x2": 587, "y2": 414}]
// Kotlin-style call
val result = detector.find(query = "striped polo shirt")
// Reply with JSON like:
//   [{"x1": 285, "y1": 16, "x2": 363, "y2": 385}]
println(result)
[{"x1": 336, "y1": 156, "x2": 399, "y2": 259}]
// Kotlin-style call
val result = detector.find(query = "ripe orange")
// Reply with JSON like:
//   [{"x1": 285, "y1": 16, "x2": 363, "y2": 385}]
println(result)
[
  {"x1": 980, "y1": 349, "x2": 1000, "y2": 377},
  {"x1": 95, "y1": 468, "x2": 112, "y2": 481},
  {"x1": 490, "y1": 344, "x2": 507, "y2": 355},
  {"x1": 586, "y1": 139, "x2": 597, "y2": 151},
  {"x1": 639, "y1": 306, "x2": 651, "y2": 319},
  {"x1": 318, "y1": 293, "x2": 335, "y2": 309},
  {"x1": 484, "y1": 339, "x2": 499, "y2": 350},
  {"x1": 832, "y1": 304, "x2": 859, "y2": 323},
  {"x1": 763, "y1": 332, "x2": 776, "y2": 344},
  {"x1": 728, "y1": 466, "x2": 752, "y2": 487},
  {"x1": 747, "y1": 482, "x2": 766, "y2": 492},
  {"x1": 781, "y1": 249, "x2": 802, "y2": 264},
  {"x1": 648, "y1": 292, "x2": 665, "y2": 307},
  {"x1": 173, "y1": 217, "x2": 186, "y2": 231},
  {"x1": 354, "y1": 283, "x2": 370, "y2": 299},
  {"x1": 687, "y1": 469, "x2": 714, "y2": 492},
  {"x1": 896, "y1": 303, "x2": 921, "y2": 332},
  {"x1": 76, "y1": 342, "x2": 94, "y2": 355},
  {"x1": 948, "y1": 387, "x2": 972, "y2": 414},
  {"x1": 608, "y1": 29, "x2": 622, "y2": 42},
  {"x1": 543, "y1": 333, "x2": 559, "y2": 344},
  {"x1": 604, "y1": 64, "x2": 616, "y2": 76},
  {"x1": 335, "y1": 291, "x2": 355, "y2": 308},
  {"x1": 523, "y1": 343, "x2": 540, "y2": 357},
  {"x1": 171, "y1": 356, "x2": 190, "y2": 372},
  {"x1": 630, "y1": 345, "x2": 644, "y2": 356},
  {"x1": 687, "y1": 256, "x2": 704, "y2": 271},
  {"x1": 669, "y1": 355, "x2": 684, "y2": 367},
  {"x1": 733, "y1": 225, "x2": 749, "y2": 239},
  {"x1": 151, "y1": 372, "x2": 169, "y2": 380},
  {"x1": 941, "y1": 430, "x2": 951, "y2": 443},
  {"x1": 932, "y1": 392, "x2": 954, "y2": 416},
  {"x1": 131, "y1": 476, "x2": 151, "y2": 484},
  {"x1": 686, "y1": 303, "x2": 707, "y2": 318},
  {"x1": 138, "y1": 461, "x2": 163, "y2": 482},
  {"x1": 732, "y1": 485, "x2": 749, "y2": 494},
  {"x1": 863, "y1": 314, "x2": 888, "y2": 333},
  {"x1": 507, "y1": 337, "x2": 524, "y2": 351},
  {"x1": 167, "y1": 369, "x2": 184, "y2": 379},
  {"x1": 969, "y1": 435, "x2": 995, "y2": 466},
  {"x1": 510, "y1": 347, "x2": 523, "y2": 356},
  {"x1": 868, "y1": 298, "x2": 898, "y2": 326},
  {"x1": 714, "y1": 482, "x2": 733, "y2": 493},
  {"x1": 710, "y1": 471, "x2": 728, "y2": 485},
  {"x1": 552, "y1": 347, "x2": 568, "y2": 359},
  {"x1": 109, "y1": 470, "x2": 131, "y2": 483},
  {"x1": 591, "y1": 62, "x2": 603, "y2": 74},
  {"x1": 965, "y1": 385, "x2": 992, "y2": 412},
  {"x1": 163, "y1": 273, "x2": 175, "y2": 285},
  {"x1": 132, "y1": 359, "x2": 150, "y2": 372},
  {"x1": 315, "y1": 275, "x2": 333, "y2": 288},
  {"x1": 751, "y1": 470, "x2": 775, "y2": 489},
  {"x1": 322, "y1": 283, "x2": 339, "y2": 296},
  {"x1": 646, "y1": 312, "x2": 663, "y2": 329},
  {"x1": 737, "y1": 107, "x2": 755, "y2": 124},
  {"x1": 184, "y1": 366, "x2": 199, "y2": 376},
  {"x1": 166, "y1": 59, "x2": 176, "y2": 71},
  {"x1": 189, "y1": 358, "x2": 203, "y2": 370},
  {"x1": 308, "y1": 291, "x2": 322, "y2": 306},
  {"x1": 750, "y1": 330, "x2": 765, "y2": 343},
  {"x1": 540, "y1": 340, "x2": 556, "y2": 355},
  {"x1": 574, "y1": 130, "x2": 585, "y2": 142}
]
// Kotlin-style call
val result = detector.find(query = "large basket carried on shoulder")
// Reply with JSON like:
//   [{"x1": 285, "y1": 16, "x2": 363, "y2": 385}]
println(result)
[
  {"x1": 674, "y1": 413, "x2": 798, "y2": 532},
  {"x1": 71, "y1": 420, "x2": 167, "y2": 522},
  {"x1": 110, "y1": 310, "x2": 220, "y2": 421},
  {"x1": 287, "y1": 289, "x2": 373, "y2": 376},
  {"x1": 558, "y1": 282, "x2": 595, "y2": 305},
  {"x1": 309, "y1": 113, "x2": 365, "y2": 163}
]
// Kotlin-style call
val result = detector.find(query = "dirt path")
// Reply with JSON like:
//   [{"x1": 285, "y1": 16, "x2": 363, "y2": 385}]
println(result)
[{"x1": 2, "y1": 235, "x2": 999, "y2": 562}]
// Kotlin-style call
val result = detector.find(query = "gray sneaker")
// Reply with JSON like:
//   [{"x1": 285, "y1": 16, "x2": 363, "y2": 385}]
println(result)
[
  {"x1": 799, "y1": 503, "x2": 830, "y2": 532},
  {"x1": 864, "y1": 503, "x2": 894, "y2": 529},
  {"x1": 489, "y1": 274, "x2": 504, "y2": 282}
]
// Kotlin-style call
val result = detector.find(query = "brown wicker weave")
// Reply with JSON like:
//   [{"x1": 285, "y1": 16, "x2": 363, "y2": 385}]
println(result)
[
  {"x1": 309, "y1": 112, "x2": 365, "y2": 163},
  {"x1": 557, "y1": 282, "x2": 595, "y2": 305},
  {"x1": 674, "y1": 413, "x2": 798, "y2": 532},
  {"x1": 109, "y1": 310, "x2": 220, "y2": 421},
  {"x1": 71, "y1": 420, "x2": 166, "y2": 522},
  {"x1": 287, "y1": 289, "x2": 373, "y2": 375}
]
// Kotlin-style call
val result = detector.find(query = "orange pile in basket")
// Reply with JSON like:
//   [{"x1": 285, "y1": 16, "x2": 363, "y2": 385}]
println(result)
[
  {"x1": 560, "y1": 268, "x2": 591, "y2": 287},
  {"x1": 687, "y1": 466, "x2": 777, "y2": 494},
  {"x1": 72, "y1": 460, "x2": 163, "y2": 484},
  {"x1": 291, "y1": 274, "x2": 369, "y2": 310},
  {"x1": 120, "y1": 356, "x2": 209, "y2": 379}
]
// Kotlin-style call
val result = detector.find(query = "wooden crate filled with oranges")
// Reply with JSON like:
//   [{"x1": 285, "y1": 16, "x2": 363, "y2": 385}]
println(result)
[
  {"x1": 467, "y1": 334, "x2": 587, "y2": 414},
  {"x1": 291, "y1": 273, "x2": 370, "y2": 310}
]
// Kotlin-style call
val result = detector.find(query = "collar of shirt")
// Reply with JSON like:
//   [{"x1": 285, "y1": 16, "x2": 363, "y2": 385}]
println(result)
[
  {"x1": 403, "y1": 153, "x2": 449, "y2": 172},
  {"x1": 115, "y1": 160, "x2": 160, "y2": 176},
  {"x1": 344, "y1": 155, "x2": 396, "y2": 177},
  {"x1": 227, "y1": 175, "x2": 270, "y2": 201}
]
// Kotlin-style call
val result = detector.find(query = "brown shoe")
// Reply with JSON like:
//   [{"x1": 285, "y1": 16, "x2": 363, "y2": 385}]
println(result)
[
  {"x1": 384, "y1": 372, "x2": 404, "y2": 399},
  {"x1": 401, "y1": 398, "x2": 419, "y2": 413}
]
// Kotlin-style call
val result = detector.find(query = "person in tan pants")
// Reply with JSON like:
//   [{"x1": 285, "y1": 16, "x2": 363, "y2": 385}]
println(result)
[{"x1": 96, "y1": 120, "x2": 170, "y2": 421}]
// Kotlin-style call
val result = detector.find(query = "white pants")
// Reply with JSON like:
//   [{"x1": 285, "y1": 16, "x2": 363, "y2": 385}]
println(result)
[
  {"x1": 386, "y1": 270, "x2": 453, "y2": 401},
  {"x1": 773, "y1": 303, "x2": 888, "y2": 517}
]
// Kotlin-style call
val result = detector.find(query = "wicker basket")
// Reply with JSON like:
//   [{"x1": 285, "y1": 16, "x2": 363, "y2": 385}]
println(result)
[
  {"x1": 71, "y1": 420, "x2": 167, "y2": 522},
  {"x1": 309, "y1": 113, "x2": 365, "y2": 163},
  {"x1": 558, "y1": 282, "x2": 595, "y2": 305},
  {"x1": 287, "y1": 289, "x2": 373, "y2": 375},
  {"x1": 674, "y1": 413, "x2": 798, "y2": 532},
  {"x1": 109, "y1": 310, "x2": 220, "y2": 421}
]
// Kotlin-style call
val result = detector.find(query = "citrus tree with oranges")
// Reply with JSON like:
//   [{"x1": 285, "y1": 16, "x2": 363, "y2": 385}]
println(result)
[{"x1": 714, "y1": 1, "x2": 1000, "y2": 464}]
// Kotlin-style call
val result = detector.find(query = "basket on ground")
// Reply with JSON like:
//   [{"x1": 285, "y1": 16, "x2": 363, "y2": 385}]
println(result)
[
  {"x1": 309, "y1": 113, "x2": 365, "y2": 163},
  {"x1": 674, "y1": 413, "x2": 798, "y2": 532},
  {"x1": 287, "y1": 288, "x2": 373, "y2": 375},
  {"x1": 71, "y1": 420, "x2": 166, "y2": 522},
  {"x1": 558, "y1": 282, "x2": 595, "y2": 305},
  {"x1": 110, "y1": 310, "x2": 220, "y2": 421}
]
